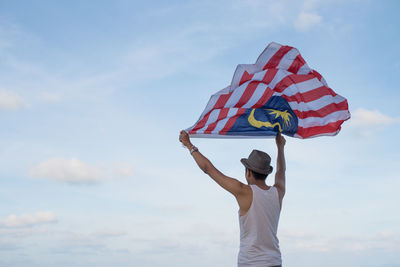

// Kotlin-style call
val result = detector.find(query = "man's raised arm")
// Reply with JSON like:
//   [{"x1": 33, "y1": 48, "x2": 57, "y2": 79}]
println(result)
[
  {"x1": 179, "y1": 130, "x2": 246, "y2": 197},
  {"x1": 274, "y1": 133, "x2": 286, "y2": 206}
]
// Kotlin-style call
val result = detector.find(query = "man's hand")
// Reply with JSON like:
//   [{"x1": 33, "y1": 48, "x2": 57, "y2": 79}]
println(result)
[
  {"x1": 179, "y1": 130, "x2": 192, "y2": 148},
  {"x1": 275, "y1": 132, "x2": 286, "y2": 148}
]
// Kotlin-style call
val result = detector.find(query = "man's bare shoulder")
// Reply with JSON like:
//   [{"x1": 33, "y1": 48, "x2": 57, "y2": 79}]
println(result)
[{"x1": 238, "y1": 181, "x2": 251, "y2": 195}]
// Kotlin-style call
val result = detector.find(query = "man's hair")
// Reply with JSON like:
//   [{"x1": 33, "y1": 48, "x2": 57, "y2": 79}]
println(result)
[{"x1": 248, "y1": 168, "x2": 268, "y2": 180}]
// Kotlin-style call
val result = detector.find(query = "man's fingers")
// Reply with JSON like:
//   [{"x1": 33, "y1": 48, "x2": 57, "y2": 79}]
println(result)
[
  {"x1": 179, "y1": 130, "x2": 189, "y2": 143},
  {"x1": 179, "y1": 130, "x2": 184, "y2": 142}
]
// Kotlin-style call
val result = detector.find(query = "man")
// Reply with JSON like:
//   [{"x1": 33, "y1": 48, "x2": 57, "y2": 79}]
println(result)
[{"x1": 179, "y1": 130, "x2": 286, "y2": 267}]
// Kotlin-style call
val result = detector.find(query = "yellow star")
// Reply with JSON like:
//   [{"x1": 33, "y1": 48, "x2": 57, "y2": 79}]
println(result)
[{"x1": 266, "y1": 109, "x2": 292, "y2": 128}]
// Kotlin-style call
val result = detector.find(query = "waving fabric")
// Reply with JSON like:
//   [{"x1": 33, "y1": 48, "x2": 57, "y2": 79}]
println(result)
[{"x1": 186, "y1": 42, "x2": 350, "y2": 139}]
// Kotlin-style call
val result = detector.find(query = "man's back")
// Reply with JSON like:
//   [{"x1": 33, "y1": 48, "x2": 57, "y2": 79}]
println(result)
[{"x1": 238, "y1": 185, "x2": 281, "y2": 267}]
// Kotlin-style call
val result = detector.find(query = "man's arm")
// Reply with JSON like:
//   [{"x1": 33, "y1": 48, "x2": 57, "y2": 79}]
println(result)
[
  {"x1": 274, "y1": 133, "x2": 286, "y2": 206},
  {"x1": 179, "y1": 130, "x2": 247, "y2": 197}
]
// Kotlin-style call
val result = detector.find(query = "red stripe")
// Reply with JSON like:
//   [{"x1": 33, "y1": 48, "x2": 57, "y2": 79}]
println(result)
[
  {"x1": 273, "y1": 74, "x2": 316, "y2": 93},
  {"x1": 213, "y1": 93, "x2": 232, "y2": 110},
  {"x1": 263, "y1": 46, "x2": 292, "y2": 70},
  {"x1": 204, "y1": 108, "x2": 229, "y2": 134},
  {"x1": 246, "y1": 69, "x2": 278, "y2": 108},
  {"x1": 239, "y1": 71, "x2": 254, "y2": 86},
  {"x1": 191, "y1": 93, "x2": 232, "y2": 133},
  {"x1": 283, "y1": 86, "x2": 337, "y2": 103},
  {"x1": 311, "y1": 70, "x2": 322, "y2": 81},
  {"x1": 190, "y1": 111, "x2": 212, "y2": 133},
  {"x1": 234, "y1": 81, "x2": 259, "y2": 107},
  {"x1": 296, "y1": 119, "x2": 347, "y2": 138},
  {"x1": 262, "y1": 68, "x2": 278, "y2": 84},
  {"x1": 292, "y1": 101, "x2": 349, "y2": 119},
  {"x1": 253, "y1": 87, "x2": 274, "y2": 108},
  {"x1": 288, "y1": 54, "x2": 306, "y2": 74},
  {"x1": 220, "y1": 108, "x2": 247, "y2": 134}
]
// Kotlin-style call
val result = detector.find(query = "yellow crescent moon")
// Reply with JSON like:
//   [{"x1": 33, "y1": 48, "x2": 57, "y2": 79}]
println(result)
[{"x1": 248, "y1": 109, "x2": 282, "y2": 132}]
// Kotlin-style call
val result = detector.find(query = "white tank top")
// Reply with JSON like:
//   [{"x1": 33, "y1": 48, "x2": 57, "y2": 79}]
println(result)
[{"x1": 238, "y1": 185, "x2": 282, "y2": 267}]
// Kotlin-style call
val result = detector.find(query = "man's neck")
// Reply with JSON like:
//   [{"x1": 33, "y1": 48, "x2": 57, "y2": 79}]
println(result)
[{"x1": 248, "y1": 180, "x2": 270, "y2": 190}]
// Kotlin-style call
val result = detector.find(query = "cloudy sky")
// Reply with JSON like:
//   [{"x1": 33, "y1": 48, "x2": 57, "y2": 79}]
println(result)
[{"x1": 0, "y1": 0, "x2": 399, "y2": 266}]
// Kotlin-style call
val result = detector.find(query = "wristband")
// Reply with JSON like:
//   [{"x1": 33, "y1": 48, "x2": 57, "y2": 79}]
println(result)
[{"x1": 190, "y1": 146, "x2": 199, "y2": 155}]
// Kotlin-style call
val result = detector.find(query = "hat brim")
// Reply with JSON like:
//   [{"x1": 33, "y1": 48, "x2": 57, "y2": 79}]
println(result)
[{"x1": 240, "y1": 158, "x2": 273, "y2": 175}]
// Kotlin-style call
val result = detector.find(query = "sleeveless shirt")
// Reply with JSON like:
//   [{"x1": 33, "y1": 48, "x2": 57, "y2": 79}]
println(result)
[{"x1": 238, "y1": 185, "x2": 282, "y2": 267}]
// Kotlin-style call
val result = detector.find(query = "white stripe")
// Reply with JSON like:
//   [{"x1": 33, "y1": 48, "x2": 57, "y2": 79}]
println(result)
[
  {"x1": 231, "y1": 64, "x2": 263, "y2": 90},
  {"x1": 288, "y1": 95, "x2": 346, "y2": 112},
  {"x1": 274, "y1": 78, "x2": 322, "y2": 97},
  {"x1": 320, "y1": 76, "x2": 328, "y2": 87},
  {"x1": 242, "y1": 83, "x2": 268, "y2": 108},
  {"x1": 222, "y1": 69, "x2": 295, "y2": 110},
  {"x1": 197, "y1": 86, "x2": 230, "y2": 120},
  {"x1": 224, "y1": 82, "x2": 249, "y2": 108},
  {"x1": 230, "y1": 66, "x2": 245, "y2": 91},
  {"x1": 212, "y1": 108, "x2": 240, "y2": 134},
  {"x1": 297, "y1": 110, "x2": 350, "y2": 128},
  {"x1": 255, "y1": 42, "x2": 282, "y2": 69},
  {"x1": 297, "y1": 64, "x2": 311, "y2": 75},
  {"x1": 231, "y1": 43, "x2": 284, "y2": 90},
  {"x1": 268, "y1": 69, "x2": 290, "y2": 89},
  {"x1": 188, "y1": 86, "x2": 232, "y2": 132},
  {"x1": 225, "y1": 73, "x2": 272, "y2": 110},
  {"x1": 196, "y1": 109, "x2": 221, "y2": 134},
  {"x1": 252, "y1": 69, "x2": 267, "y2": 81},
  {"x1": 294, "y1": 129, "x2": 340, "y2": 139},
  {"x1": 198, "y1": 95, "x2": 218, "y2": 121},
  {"x1": 276, "y1": 48, "x2": 299, "y2": 71}
]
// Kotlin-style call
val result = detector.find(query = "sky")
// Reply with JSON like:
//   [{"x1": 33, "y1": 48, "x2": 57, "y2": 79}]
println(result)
[{"x1": 0, "y1": 0, "x2": 399, "y2": 266}]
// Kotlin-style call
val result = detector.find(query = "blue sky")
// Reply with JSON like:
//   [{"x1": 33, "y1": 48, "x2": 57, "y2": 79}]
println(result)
[{"x1": 0, "y1": 0, "x2": 399, "y2": 266}]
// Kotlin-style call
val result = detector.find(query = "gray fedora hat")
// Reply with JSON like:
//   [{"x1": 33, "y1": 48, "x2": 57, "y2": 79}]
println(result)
[{"x1": 240, "y1": 149, "x2": 273, "y2": 175}]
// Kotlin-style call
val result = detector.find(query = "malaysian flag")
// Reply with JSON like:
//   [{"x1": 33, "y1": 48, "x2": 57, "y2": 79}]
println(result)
[{"x1": 185, "y1": 42, "x2": 350, "y2": 139}]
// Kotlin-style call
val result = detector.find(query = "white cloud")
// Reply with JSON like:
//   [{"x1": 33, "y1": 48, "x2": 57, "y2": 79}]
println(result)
[
  {"x1": 93, "y1": 229, "x2": 128, "y2": 238},
  {"x1": 29, "y1": 158, "x2": 133, "y2": 184},
  {"x1": 302, "y1": 0, "x2": 321, "y2": 10},
  {"x1": 294, "y1": 11, "x2": 323, "y2": 31},
  {"x1": 0, "y1": 242, "x2": 20, "y2": 251},
  {"x1": 113, "y1": 163, "x2": 133, "y2": 177},
  {"x1": 281, "y1": 229, "x2": 400, "y2": 253},
  {"x1": 0, "y1": 211, "x2": 56, "y2": 228},
  {"x1": 29, "y1": 158, "x2": 103, "y2": 184},
  {"x1": 0, "y1": 90, "x2": 25, "y2": 110},
  {"x1": 40, "y1": 91, "x2": 62, "y2": 102},
  {"x1": 350, "y1": 108, "x2": 398, "y2": 127},
  {"x1": 346, "y1": 108, "x2": 399, "y2": 137}
]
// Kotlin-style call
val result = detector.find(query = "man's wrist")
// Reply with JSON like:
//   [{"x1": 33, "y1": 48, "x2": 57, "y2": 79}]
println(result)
[
  {"x1": 190, "y1": 145, "x2": 199, "y2": 155},
  {"x1": 186, "y1": 142, "x2": 193, "y2": 150}
]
